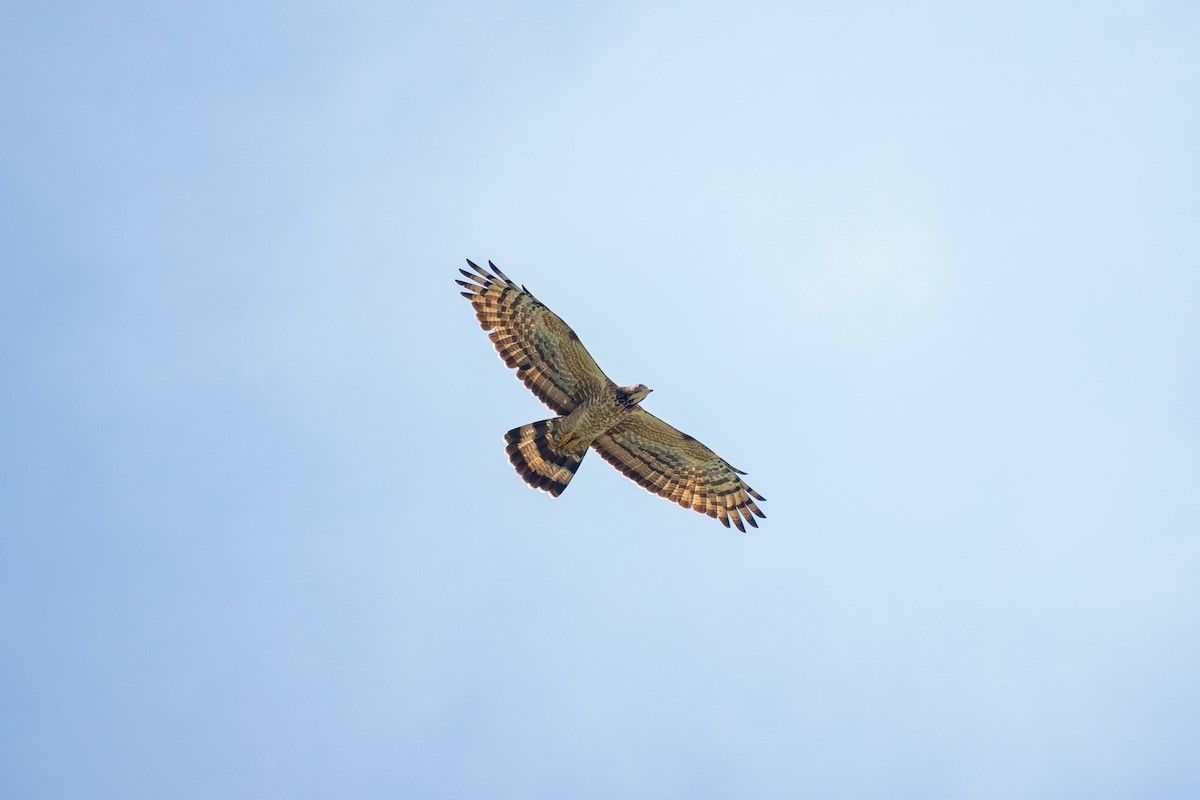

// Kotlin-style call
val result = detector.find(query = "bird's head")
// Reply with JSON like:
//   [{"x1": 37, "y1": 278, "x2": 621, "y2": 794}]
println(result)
[{"x1": 617, "y1": 383, "x2": 653, "y2": 407}]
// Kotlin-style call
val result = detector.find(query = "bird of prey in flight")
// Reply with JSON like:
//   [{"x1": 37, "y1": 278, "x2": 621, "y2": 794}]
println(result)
[{"x1": 457, "y1": 260, "x2": 766, "y2": 531}]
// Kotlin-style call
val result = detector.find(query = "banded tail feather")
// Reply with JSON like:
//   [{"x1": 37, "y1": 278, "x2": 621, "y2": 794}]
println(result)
[{"x1": 504, "y1": 418, "x2": 586, "y2": 497}]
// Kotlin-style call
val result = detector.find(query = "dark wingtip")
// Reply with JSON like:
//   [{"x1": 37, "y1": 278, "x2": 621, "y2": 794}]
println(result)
[
  {"x1": 489, "y1": 260, "x2": 517, "y2": 286},
  {"x1": 467, "y1": 260, "x2": 492, "y2": 280}
]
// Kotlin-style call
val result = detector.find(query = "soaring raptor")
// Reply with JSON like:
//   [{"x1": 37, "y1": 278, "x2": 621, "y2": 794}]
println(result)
[{"x1": 456, "y1": 260, "x2": 766, "y2": 531}]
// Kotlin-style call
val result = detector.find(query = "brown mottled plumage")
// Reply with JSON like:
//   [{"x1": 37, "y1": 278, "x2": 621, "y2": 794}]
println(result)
[{"x1": 457, "y1": 259, "x2": 765, "y2": 531}]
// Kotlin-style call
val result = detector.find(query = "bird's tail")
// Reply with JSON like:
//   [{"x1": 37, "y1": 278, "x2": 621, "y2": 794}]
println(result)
[{"x1": 504, "y1": 418, "x2": 586, "y2": 497}]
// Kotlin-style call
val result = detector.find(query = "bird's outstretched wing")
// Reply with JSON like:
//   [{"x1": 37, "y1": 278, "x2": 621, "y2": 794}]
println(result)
[
  {"x1": 592, "y1": 409, "x2": 767, "y2": 532},
  {"x1": 456, "y1": 260, "x2": 611, "y2": 414}
]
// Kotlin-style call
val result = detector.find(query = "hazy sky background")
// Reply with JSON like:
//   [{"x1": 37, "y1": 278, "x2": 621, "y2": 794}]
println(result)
[{"x1": 2, "y1": 1, "x2": 1198, "y2": 797}]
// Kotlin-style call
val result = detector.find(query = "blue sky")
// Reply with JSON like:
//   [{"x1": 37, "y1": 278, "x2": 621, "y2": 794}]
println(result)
[{"x1": 2, "y1": 1, "x2": 1198, "y2": 797}]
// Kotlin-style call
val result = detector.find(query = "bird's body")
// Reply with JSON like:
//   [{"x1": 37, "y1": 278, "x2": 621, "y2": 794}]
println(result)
[
  {"x1": 556, "y1": 388, "x2": 642, "y2": 452},
  {"x1": 456, "y1": 260, "x2": 765, "y2": 531}
]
